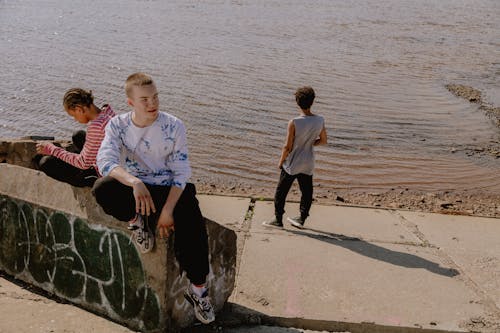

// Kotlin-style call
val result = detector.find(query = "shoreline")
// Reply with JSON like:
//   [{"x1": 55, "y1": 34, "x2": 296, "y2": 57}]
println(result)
[
  {"x1": 196, "y1": 182, "x2": 500, "y2": 218},
  {"x1": 2, "y1": 84, "x2": 499, "y2": 218},
  {"x1": 197, "y1": 83, "x2": 500, "y2": 219}
]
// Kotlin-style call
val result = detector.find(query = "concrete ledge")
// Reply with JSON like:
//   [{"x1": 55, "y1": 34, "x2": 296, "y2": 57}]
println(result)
[{"x1": 0, "y1": 164, "x2": 237, "y2": 332}]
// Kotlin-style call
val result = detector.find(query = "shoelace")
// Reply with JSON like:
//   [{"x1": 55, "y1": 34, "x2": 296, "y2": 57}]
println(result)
[
  {"x1": 197, "y1": 296, "x2": 212, "y2": 312},
  {"x1": 129, "y1": 228, "x2": 145, "y2": 245}
]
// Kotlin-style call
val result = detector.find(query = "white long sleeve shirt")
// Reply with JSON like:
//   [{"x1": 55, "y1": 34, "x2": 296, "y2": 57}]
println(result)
[{"x1": 97, "y1": 112, "x2": 191, "y2": 188}]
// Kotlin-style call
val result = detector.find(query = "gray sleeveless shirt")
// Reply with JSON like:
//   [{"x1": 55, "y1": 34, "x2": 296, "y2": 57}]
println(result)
[{"x1": 283, "y1": 114, "x2": 324, "y2": 176}]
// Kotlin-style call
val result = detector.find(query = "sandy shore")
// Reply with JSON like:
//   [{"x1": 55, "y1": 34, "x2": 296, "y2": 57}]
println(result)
[{"x1": 196, "y1": 182, "x2": 500, "y2": 218}]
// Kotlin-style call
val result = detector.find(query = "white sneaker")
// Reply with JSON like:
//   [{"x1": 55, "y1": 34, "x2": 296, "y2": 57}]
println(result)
[{"x1": 184, "y1": 285, "x2": 215, "y2": 324}]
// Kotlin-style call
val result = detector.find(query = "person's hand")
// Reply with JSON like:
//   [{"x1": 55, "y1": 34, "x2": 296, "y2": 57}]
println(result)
[
  {"x1": 278, "y1": 163, "x2": 283, "y2": 169},
  {"x1": 157, "y1": 209, "x2": 174, "y2": 239},
  {"x1": 131, "y1": 180, "x2": 156, "y2": 216},
  {"x1": 36, "y1": 142, "x2": 56, "y2": 155}
]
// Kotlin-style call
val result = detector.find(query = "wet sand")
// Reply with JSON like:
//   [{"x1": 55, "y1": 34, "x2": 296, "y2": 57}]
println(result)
[{"x1": 196, "y1": 181, "x2": 500, "y2": 218}]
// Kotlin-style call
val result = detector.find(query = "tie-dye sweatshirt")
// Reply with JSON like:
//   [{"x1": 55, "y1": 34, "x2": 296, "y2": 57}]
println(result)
[{"x1": 97, "y1": 111, "x2": 191, "y2": 189}]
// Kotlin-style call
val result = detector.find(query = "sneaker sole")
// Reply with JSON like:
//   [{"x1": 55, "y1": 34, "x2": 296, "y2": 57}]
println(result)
[
  {"x1": 287, "y1": 218, "x2": 304, "y2": 229},
  {"x1": 262, "y1": 222, "x2": 284, "y2": 229},
  {"x1": 184, "y1": 293, "x2": 215, "y2": 324}
]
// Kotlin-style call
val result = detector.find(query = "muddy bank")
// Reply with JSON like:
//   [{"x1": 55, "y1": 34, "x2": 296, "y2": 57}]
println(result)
[
  {"x1": 446, "y1": 84, "x2": 500, "y2": 128},
  {"x1": 196, "y1": 181, "x2": 500, "y2": 219},
  {"x1": 445, "y1": 84, "x2": 500, "y2": 161}
]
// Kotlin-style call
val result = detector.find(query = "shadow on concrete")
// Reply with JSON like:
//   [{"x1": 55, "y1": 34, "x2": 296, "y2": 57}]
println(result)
[
  {"x1": 284, "y1": 227, "x2": 459, "y2": 278},
  {"x1": 182, "y1": 303, "x2": 460, "y2": 333}
]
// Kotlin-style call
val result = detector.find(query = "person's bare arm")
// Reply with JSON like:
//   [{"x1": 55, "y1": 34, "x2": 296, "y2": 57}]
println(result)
[
  {"x1": 313, "y1": 125, "x2": 327, "y2": 146},
  {"x1": 109, "y1": 166, "x2": 156, "y2": 216},
  {"x1": 278, "y1": 120, "x2": 295, "y2": 168}
]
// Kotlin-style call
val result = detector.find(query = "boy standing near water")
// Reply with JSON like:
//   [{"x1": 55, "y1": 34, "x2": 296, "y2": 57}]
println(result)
[
  {"x1": 92, "y1": 73, "x2": 214, "y2": 324},
  {"x1": 263, "y1": 86, "x2": 327, "y2": 229}
]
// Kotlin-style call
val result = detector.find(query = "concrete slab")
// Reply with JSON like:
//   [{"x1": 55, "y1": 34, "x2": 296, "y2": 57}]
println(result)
[
  {"x1": 198, "y1": 195, "x2": 250, "y2": 230},
  {"x1": 230, "y1": 202, "x2": 491, "y2": 332},
  {"x1": 252, "y1": 201, "x2": 420, "y2": 244},
  {"x1": 0, "y1": 277, "x2": 136, "y2": 333},
  {"x1": 399, "y1": 211, "x2": 500, "y2": 310}
]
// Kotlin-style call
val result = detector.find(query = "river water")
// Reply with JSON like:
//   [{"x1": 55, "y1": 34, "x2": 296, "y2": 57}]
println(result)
[{"x1": 1, "y1": 0, "x2": 499, "y2": 193}]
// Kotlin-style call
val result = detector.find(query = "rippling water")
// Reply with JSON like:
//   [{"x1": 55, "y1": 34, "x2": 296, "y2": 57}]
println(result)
[{"x1": 1, "y1": 0, "x2": 499, "y2": 193}]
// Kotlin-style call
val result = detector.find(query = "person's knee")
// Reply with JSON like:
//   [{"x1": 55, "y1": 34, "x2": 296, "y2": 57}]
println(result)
[
  {"x1": 92, "y1": 176, "x2": 114, "y2": 202},
  {"x1": 72, "y1": 130, "x2": 86, "y2": 150},
  {"x1": 184, "y1": 183, "x2": 196, "y2": 196},
  {"x1": 38, "y1": 156, "x2": 57, "y2": 174}
]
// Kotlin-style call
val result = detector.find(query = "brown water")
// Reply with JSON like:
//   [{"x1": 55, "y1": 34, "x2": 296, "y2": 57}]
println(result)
[{"x1": 1, "y1": 0, "x2": 499, "y2": 193}]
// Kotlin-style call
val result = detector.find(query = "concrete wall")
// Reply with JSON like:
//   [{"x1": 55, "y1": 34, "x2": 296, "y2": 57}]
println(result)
[
  {"x1": 0, "y1": 163, "x2": 236, "y2": 332},
  {"x1": 0, "y1": 139, "x2": 57, "y2": 168}
]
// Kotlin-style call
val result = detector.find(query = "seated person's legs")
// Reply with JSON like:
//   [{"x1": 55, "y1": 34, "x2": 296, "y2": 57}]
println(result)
[
  {"x1": 38, "y1": 155, "x2": 95, "y2": 187},
  {"x1": 172, "y1": 183, "x2": 209, "y2": 285},
  {"x1": 92, "y1": 176, "x2": 136, "y2": 221},
  {"x1": 69, "y1": 130, "x2": 86, "y2": 153}
]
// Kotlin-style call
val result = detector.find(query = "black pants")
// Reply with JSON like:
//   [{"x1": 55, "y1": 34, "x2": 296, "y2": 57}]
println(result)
[
  {"x1": 274, "y1": 168, "x2": 313, "y2": 222},
  {"x1": 92, "y1": 177, "x2": 209, "y2": 285},
  {"x1": 37, "y1": 130, "x2": 98, "y2": 187}
]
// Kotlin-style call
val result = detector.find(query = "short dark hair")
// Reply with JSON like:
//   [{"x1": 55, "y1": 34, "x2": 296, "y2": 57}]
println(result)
[
  {"x1": 63, "y1": 88, "x2": 94, "y2": 109},
  {"x1": 295, "y1": 86, "x2": 315, "y2": 110}
]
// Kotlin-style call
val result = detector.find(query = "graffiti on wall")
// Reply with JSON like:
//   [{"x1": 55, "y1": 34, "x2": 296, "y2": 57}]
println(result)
[{"x1": 0, "y1": 195, "x2": 161, "y2": 331}]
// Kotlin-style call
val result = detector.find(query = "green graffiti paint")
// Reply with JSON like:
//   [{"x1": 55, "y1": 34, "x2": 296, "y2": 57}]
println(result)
[
  {"x1": 0, "y1": 195, "x2": 161, "y2": 330},
  {"x1": 0, "y1": 198, "x2": 26, "y2": 274},
  {"x1": 143, "y1": 287, "x2": 162, "y2": 331}
]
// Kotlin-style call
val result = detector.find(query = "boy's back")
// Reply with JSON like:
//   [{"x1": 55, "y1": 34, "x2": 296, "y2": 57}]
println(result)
[{"x1": 283, "y1": 114, "x2": 324, "y2": 176}]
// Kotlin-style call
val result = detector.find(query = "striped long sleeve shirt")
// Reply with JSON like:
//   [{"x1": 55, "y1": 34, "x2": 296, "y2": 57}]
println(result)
[{"x1": 44, "y1": 105, "x2": 116, "y2": 170}]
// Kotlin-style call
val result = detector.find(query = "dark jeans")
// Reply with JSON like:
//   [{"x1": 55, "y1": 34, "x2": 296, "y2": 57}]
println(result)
[
  {"x1": 92, "y1": 177, "x2": 209, "y2": 285},
  {"x1": 37, "y1": 130, "x2": 98, "y2": 187},
  {"x1": 274, "y1": 168, "x2": 313, "y2": 222}
]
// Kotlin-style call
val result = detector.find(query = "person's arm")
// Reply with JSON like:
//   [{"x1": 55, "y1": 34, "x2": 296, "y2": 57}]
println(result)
[
  {"x1": 278, "y1": 120, "x2": 295, "y2": 168},
  {"x1": 37, "y1": 123, "x2": 103, "y2": 169},
  {"x1": 156, "y1": 120, "x2": 191, "y2": 238},
  {"x1": 313, "y1": 125, "x2": 327, "y2": 146},
  {"x1": 97, "y1": 119, "x2": 156, "y2": 217},
  {"x1": 157, "y1": 186, "x2": 182, "y2": 238}
]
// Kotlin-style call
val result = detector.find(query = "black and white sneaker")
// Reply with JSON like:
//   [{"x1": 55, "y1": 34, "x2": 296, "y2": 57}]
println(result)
[
  {"x1": 262, "y1": 218, "x2": 284, "y2": 229},
  {"x1": 184, "y1": 285, "x2": 215, "y2": 324},
  {"x1": 132, "y1": 227, "x2": 154, "y2": 253},
  {"x1": 130, "y1": 215, "x2": 154, "y2": 253},
  {"x1": 287, "y1": 216, "x2": 305, "y2": 229},
  {"x1": 127, "y1": 214, "x2": 144, "y2": 230}
]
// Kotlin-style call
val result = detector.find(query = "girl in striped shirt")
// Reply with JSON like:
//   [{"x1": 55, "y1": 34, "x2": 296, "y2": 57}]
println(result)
[{"x1": 36, "y1": 88, "x2": 115, "y2": 187}]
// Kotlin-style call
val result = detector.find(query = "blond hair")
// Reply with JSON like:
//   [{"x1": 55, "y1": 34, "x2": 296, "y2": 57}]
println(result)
[{"x1": 125, "y1": 72, "x2": 154, "y2": 97}]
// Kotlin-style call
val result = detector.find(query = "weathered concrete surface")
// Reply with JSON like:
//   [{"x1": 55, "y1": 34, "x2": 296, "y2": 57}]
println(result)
[
  {"x1": 2, "y1": 174, "x2": 500, "y2": 332},
  {"x1": 0, "y1": 164, "x2": 237, "y2": 332},
  {"x1": 230, "y1": 201, "x2": 500, "y2": 332},
  {"x1": 0, "y1": 276, "x2": 137, "y2": 333},
  {"x1": 398, "y1": 211, "x2": 500, "y2": 326},
  {"x1": 198, "y1": 194, "x2": 250, "y2": 230},
  {"x1": 0, "y1": 139, "x2": 39, "y2": 168}
]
